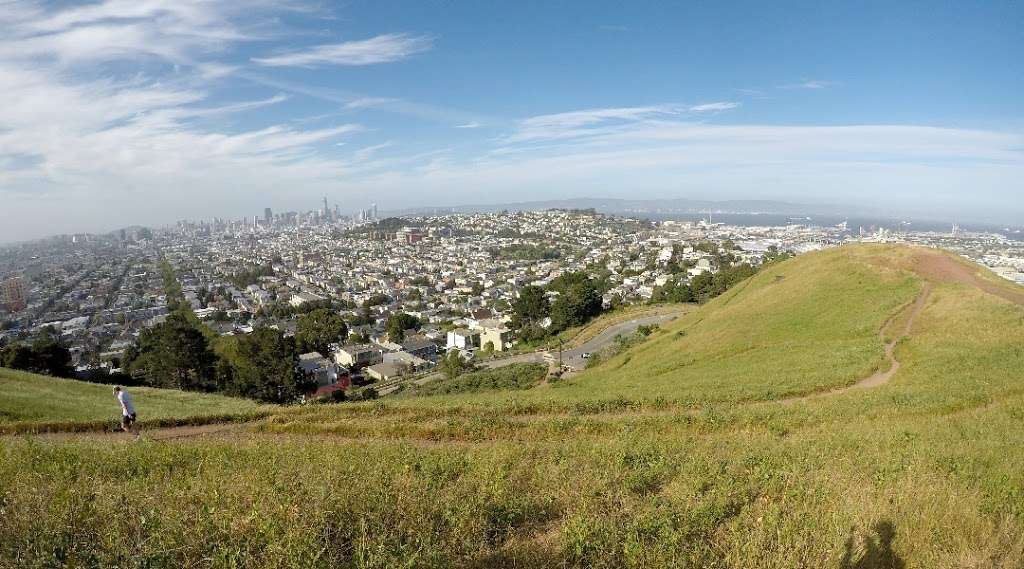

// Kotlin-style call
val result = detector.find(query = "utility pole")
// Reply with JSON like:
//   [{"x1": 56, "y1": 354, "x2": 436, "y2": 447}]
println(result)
[{"x1": 558, "y1": 338, "x2": 563, "y2": 370}]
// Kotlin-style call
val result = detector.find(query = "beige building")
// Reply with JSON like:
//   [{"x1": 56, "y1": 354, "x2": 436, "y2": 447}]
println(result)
[
  {"x1": 480, "y1": 327, "x2": 511, "y2": 352},
  {"x1": 334, "y1": 344, "x2": 383, "y2": 368}
]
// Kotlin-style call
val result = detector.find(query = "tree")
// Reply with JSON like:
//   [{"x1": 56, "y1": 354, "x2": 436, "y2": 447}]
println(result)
[
  {"x1": 549, "y1": 278, "x2": 602, "y2": 332},
  {"x1": 363, "y1": 293, "x2": 391, "y2": 307},
  {"x1": 651, "y1": 277, "x2": 694, "y2": 304},
  {"x1": 295, "y1": 308, "x2": 347, "y2": 355},
  {"x1": 0, "y1": 329, "x2": 74, "y2": 378},
  {"x1": 0, "y1": 343, "x2": 37, "y2": 371},
  {"x1": 547, "y1": 271, "x2": 590, "y2": 294},
  {"x1": 511, "y1": 286, "x2": 550, "y2": 330},
  {"x1": 226, "y1": 327, "x2": 310, "y2": 403},
  {"x1": 690, "y1": 263, "x2": 757, "y2": 303},
  {"x1": 127, "y1": 312, "x2": 215, "y2": 391},
  {"x1": 386, "y1": 312, "x2": 420, "y2": 343},
  {"x1": 30, "y1": 332, "x2": 74, "y2": 378},
  {"x1": 764, "y1": 245, "x2": 794, "y2": 264},
  {"x1": 439, "y1": 350, "x2": 475, "y2": 379}
]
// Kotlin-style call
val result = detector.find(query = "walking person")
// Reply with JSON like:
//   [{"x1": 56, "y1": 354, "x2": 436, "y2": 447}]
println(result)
[{"x1": 113, "y1": 385, "x2": 139, "y2": 438}]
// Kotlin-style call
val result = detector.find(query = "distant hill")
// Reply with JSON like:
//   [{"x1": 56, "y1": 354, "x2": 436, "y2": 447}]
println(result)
[{"x1": 385, "y1": 196, "x2": 863, "y2": 217}]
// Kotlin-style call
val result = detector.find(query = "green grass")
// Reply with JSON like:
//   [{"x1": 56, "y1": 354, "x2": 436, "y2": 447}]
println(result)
[
  {"x1": 0, "y1": 368, "x2": 269, "y2": 432},
  {"x1": 3, "y1": 245, "x2": 1024, "y2": 567},
  {"x1": 398, "y1": 363, "x2": 548, "y2": 397}
]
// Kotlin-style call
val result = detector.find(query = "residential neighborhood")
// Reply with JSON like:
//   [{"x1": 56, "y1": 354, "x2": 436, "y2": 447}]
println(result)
[{"x1": 3, "y1": 206, "x2": 1023, "y2": 399}]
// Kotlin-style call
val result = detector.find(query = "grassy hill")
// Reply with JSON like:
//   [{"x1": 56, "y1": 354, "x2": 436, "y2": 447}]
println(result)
[
  {"x1": 3, "y1": 244, "x2": 1024, "y2": 567},
  {"x1": 0, "y1": 367, "x2": 268, "y2": 432}
]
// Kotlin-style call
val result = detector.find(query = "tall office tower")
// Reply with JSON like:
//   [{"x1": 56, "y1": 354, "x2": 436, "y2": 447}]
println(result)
[
  {"x1": 0, "y1": 276, "x2": 28, "y2": 312},
  {"x1": 253, "y1": 215, "x2": 259, "y2": 230},
  {"x1": 323, "y1": 196, "x2": 330, "y2": 218},
  {"x1": 264, "y1": 208, "x2": 273, "y2": 226},
  {"x1": 371, "y1": 203, "x2": 378, "y2": 220}
]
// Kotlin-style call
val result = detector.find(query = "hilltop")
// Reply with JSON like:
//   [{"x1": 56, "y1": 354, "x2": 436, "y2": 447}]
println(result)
[{"x1": 3, "y1": 244, "x2": 1024, "y2": 567}]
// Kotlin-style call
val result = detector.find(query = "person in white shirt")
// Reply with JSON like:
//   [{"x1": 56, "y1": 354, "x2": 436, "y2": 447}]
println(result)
[{"x1": 113, "y1": 385, "x2": 138, "y2": 436}]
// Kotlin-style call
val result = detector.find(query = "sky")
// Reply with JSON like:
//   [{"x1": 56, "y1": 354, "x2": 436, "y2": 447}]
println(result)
[{"x1": 0, "y1": 0, "x2": 1022, "y2": 242}]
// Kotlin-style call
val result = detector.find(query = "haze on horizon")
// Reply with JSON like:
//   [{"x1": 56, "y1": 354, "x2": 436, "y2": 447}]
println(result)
[{"x1": 1, "y1": 0, "x2": 1021, "y2": 243}]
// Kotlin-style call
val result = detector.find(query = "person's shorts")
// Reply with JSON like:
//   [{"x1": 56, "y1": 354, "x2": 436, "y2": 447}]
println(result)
[{"x1": 121, "y1": 413, "x2": 137, "y2": 430}]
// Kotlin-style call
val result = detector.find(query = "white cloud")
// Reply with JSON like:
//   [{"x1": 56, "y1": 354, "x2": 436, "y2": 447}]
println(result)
[
  {"x1": 688, "y1": 102, "x2": 740, "y2": 112},
  {"x1": 352, "y1": 142, "x2": 394, "y2": 162},
  {"x1": 0, "y1": 0, "x2": 261, "y2": 66},
  {"x1": 352, "y1": 119, "x2": 1024, "y2": 224},
  {"x1": 509, "y1": 105, "x2": 681, "y2": 142},
  {"x1": 455, "y1": 121, "x2": 482, "y2": 129},
  {"x1": 252, "y1": 33, "x2": 433, "y2": 67},
  {"x1": 779, "y1": 79, "x2": 839, "y2": 90},
  {"x1": 345, "y1": 97, "x2": 400, "y2": 109}
]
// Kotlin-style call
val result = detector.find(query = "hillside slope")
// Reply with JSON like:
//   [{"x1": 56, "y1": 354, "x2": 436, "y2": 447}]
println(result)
[
  {"x1": 0, "y1": 367, "x2": 266, "y2": 429},
  {"x1": 3, "y1": 244, "x2": 1024, "y2": 568}
]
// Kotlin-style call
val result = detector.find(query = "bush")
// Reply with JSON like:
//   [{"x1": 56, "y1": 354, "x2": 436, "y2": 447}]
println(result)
[{"x1": 404, "y1": 364, "x2": 546, "y2": 397}]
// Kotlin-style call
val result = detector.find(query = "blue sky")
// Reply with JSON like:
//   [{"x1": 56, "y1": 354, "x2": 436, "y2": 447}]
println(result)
[{"x1": 1, "y1": 0, "x2": 1022, "y2": 242}]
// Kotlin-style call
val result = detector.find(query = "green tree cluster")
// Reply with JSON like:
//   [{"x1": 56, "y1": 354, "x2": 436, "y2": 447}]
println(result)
[
  {"x1": 124, "y1": 312, "x2": 216, "y2": 391},
  {"x1": 0, "y1": 328, "x2": 74, "y2": 378},
  {"x1": 548, "y1": 272, "x2": 603, "y2": 332},
  {"x1": 219, "y1": 328, "x2": 310, "y2": 403},
  {"x1": 227, "y1": 264, "x2": 275, "y2": 289},
  {"x1": 386, "y1": 312, "x2": 421, "y2": 343},
  {"x1": 363, "y1": 293, "x2": 392, "y2": 308},
  {"x1": 510, "y1": 285, "x2": 550, "y2": 341},
  {"x1": 439, "y1": 350, "x2": 477, "y2": 379},
  {"x1": 121, "y1": 311, "x2": 311, "y2": 403},
  {"x1": 489, "y1": 244, "x2": 561, "y2": 260},
  {"x1": 294, "y1": 309, "x2": 348, "y2": 355}
]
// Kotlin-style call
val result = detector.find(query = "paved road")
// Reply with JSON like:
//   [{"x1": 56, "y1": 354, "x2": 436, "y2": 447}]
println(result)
[
  {"x1": 477, "y1": 312, "x2": 680, "y2": 370},
  {"x1": 377, "y1": 312, "x2": 681, "y2": 394},
  {"x1": 558, "y1": 313, "x2": 678, "y2": 369}
]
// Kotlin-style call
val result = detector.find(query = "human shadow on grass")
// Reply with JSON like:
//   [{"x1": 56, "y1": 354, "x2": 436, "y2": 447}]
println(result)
[{"x1": 840, "y1": 520, "x2": 905, "y2": 569}]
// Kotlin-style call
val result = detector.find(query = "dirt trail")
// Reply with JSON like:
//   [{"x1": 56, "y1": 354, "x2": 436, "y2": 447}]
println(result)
[
  {"x1": 835, "y1": 282, "x2": 931, "y2": 392},
  {"x1": 911, "y1": 249, "x2": 1024, "y2": 306},
  {"x1": 780, "y1": 283, "x2": 931, "y2": 403},
  {"x1": 22, "y1": 423, "x2": 249, "y2": 443}
]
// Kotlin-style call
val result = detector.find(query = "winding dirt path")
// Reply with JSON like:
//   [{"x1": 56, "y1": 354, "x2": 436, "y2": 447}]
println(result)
[
  {"x1": 780, "y1": 283, "x2": 931, "y2": 403},
  {"x1": 834, "y1": 282, "x2": 931, "y2": 393}
]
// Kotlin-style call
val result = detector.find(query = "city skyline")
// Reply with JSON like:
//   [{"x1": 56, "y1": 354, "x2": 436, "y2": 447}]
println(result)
[{"x1": 1, "y1": 1, "x2": 1022, "y2": 243}]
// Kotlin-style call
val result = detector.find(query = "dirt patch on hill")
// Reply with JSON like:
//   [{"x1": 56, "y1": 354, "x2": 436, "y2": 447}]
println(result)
[{"x1": 910, "y1": 249, "x2": 1024, "y2": 306}]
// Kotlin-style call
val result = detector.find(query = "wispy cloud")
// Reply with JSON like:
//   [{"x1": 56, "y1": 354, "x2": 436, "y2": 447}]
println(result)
[
  {"x1": 345, "y1": 97, "x2": 400, "y2": 109},
  {"x1": 353, "y1": 142, "x2": 394, "y2": 162},
  {"x1": 252, "y1": 33, "x2": 433, "y2": 67},
  {"x1": 688, "y1": 102, "x2": 740, "y2": 112},
  {"x1": 509, "y1": 105, "x2": 681, "y2": 142},
  {"x1": 507, "y1": 103, "x2": 740, "y2": 142},
  {"x1": 779, "y1": 79, "x2": 839, "y2": 90},
  {"x1": 355, "y1": 121, "x2": 1024, "y2": 222},
  {"x1": 240, "y1": 72, "x2": 494, "y2": 126},
  {"x1": 0, "y1": 2, "x2": 373, "y2": 241},
  {"x1": 0, "y1": 0, "x2": 262, "y2": 66},
  {"x1": 455, "y1": 121, "x2": 482, "y2": 129}
]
